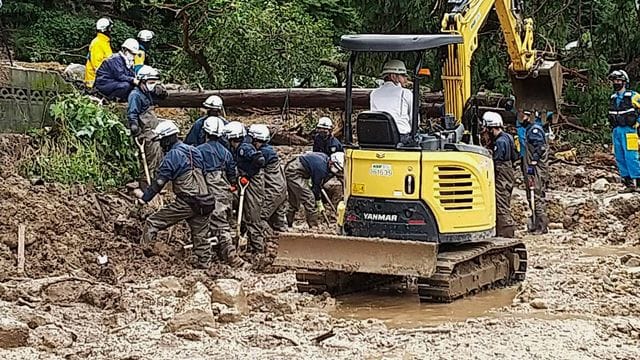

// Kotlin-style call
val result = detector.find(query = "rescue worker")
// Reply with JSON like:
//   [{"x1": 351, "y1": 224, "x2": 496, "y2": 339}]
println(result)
[
  {"x1": 520, "y1": 110, "x2": 549, "y2": 234},
  {"x1": 197, "y1": 117, "x2": 245, "y2": 267},
  {"x1": 134, "y1": 30, "x2": 154, "y2": 74},
  {"x1": 225, "y1": 121, "x2": 267, "y2": 253},
  {"x1": 370, "y1": 59, "x2": 413, "y2": 142},
  {"x1": 127, "y1": 65, "x2": 167, "y2": 189},
  {"x1": 85, "y1": 18, "x2": 113, "y2": 89},
  {"x1": 134, "y1": 121, "x2": 216, "y2": 269},
  {"x1": 185, "y1": 95, "x2": 226, "y2": 147},
  {"x1": 312, "y1": 116, "x2": 344, "y2": 156},
  {"x1": 286, "y1": 152, "x2": 344, "y2": 228},
  {"x1": 483, "y1": 111, "x2": 516, "y2": 238},
  {"x1": 607, "y1": 70, "x2": 640, "y2": 192},
  {"x1": 94, "y1": 38, "x2": 139, "y2": 101},
  {"x1": 248, "y1": 124, "x2": 288, "y2": 232}
]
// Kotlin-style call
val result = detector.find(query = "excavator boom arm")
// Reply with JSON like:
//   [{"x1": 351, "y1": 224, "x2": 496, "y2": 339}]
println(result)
[{"x1": 441, "y1": 0, "x2": 547, "y2": 122}]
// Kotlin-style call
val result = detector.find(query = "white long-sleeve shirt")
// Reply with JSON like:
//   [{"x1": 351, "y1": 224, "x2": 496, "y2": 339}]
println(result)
[{"x1": 369, "y1": 81, "x2": 413, "y2": 135}]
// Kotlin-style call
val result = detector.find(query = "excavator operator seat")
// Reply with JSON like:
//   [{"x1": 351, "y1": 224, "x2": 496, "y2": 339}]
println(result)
[{"x1": 356, "y1": 111, "x2": 400, "y2": 149}]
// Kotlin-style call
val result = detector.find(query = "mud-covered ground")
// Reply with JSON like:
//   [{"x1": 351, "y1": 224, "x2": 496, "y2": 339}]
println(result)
[{"x1": 1, "y1": 133, "x2": 639, "y2": 359}]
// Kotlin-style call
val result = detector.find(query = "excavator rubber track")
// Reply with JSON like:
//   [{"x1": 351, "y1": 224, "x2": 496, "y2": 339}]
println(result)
[{"x1": 417, "y1": 238, "x2": 527, "y2": 303}]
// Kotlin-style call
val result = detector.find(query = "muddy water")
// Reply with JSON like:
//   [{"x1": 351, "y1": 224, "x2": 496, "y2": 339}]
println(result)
[
  {"x1": 332, "y1": 287, "x2": 518, "y2": 328},
  {"x1": 580, "y1": 245, "x2": 640, "y2": 257}
]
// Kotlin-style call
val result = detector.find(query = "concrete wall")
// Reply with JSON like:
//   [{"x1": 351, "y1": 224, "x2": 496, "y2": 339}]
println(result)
[{"x1": 0, "y1": 66, "x2": 73, "y2": 132}]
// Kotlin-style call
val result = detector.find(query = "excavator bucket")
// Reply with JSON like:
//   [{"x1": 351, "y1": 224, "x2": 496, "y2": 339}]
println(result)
[
  {"x1": 510, "y1": 60, "x2": 563, "y2": 120},
  {"x1": 274, "y1": 232, "x2": 438, "y2": 277}
]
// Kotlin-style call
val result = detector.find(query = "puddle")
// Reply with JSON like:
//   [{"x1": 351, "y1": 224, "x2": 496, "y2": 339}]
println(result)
[
  {"x1": 581, "y1": 246, "x2": 640, "y2": 257},
  {"x1": 332, "y1": 287, "x2": 518, "y2": 328}
]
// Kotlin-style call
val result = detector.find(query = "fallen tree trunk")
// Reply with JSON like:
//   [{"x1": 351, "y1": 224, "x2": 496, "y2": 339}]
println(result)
[{"x1": 158, "y1": 88, "x2": 510, "y2": 110}]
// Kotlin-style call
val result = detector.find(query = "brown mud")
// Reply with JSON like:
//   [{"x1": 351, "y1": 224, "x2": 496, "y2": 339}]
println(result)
[{"x1": 0, "y1": 132, "x2": 639, "y2": 359}]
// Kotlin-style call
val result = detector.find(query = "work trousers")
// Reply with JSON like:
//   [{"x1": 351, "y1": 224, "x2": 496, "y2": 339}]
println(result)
[
  {"x1": 494, "y1": 162, "x2": 516, "y2": 238},
  {"x1": 144, "y1": 197, "x2": 211, "y2": 265},
  {"x1": 285, "y1": 158, "x2": 318, "y2": 227},
  {"x1": 261, "y1": 161, "x2": 288, "y2": 232},
  {"x1": 612, "y1": 126, "x2": 640, "y2": 179}
]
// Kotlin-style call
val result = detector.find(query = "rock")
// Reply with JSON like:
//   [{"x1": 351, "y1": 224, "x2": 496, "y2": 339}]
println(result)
[
  {"x1": 210, "y1": 279, "x2": 249, "y2": 315},
  {"x1": 30, "y1": 324, "x2": 74, "y2": 349},
  {"x1": 0, "y1": 317, "x2": 30, "y2": 348},
  {"x1": 0, "y1": 231, "x2": 36, "y2": 249},
  {"x1": 43, "y1": 281, "x2": 89, "y2": 303},
  {"x1": 624, "y1": 267, "x2": 640, "y2": 279},
  {"x1": 150, "y1": 276, "x2": 186, "y2": 297},
  {"x1": 164, "y1": 282, "x2": 215, "y2": 333},
  {"x1": 529, "y1": 298, "x2": 548, "y2": 309},
  {"x1": 175, "y1": 330, "x2": 203, "y2": 341},
  {"x1": 625, "y1": 258, "x2": 640, "y2": 267},
  {"x1": 217, "y1": 307, "x2": 242, "y2": 323},
  {"x1": 620, "y1": 254, "x2": 640, "y2": 267},
  {"x1": 62, "y1": 63, "x2": 86, "y2": 81},
  {"x1": 21, "y1": 313, "x2": 50, "y2": 330},
  {"x1": 247, "y1": 291, "x2": 297, "y2": 316},
  {"x1": 79, "y1": 284, "x2": 121, "y2": 309},
  {"x1": 591, "y1": 178, "x2": 610, "y2": 193},
  {"x1": 548, "y1": 222, "x2": 564, "y2": 230}
]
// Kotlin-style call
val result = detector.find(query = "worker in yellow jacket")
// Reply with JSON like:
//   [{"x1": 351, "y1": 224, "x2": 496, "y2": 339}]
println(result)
[
  {"x1": 134, "y1": 30, "x2": 154, "y2": 74},
  {"x1": 85, "y1": 18, "x2": 114, "y2": 88}
]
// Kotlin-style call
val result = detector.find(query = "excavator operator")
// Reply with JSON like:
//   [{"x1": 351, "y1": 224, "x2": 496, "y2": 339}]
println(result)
[{"x1": 370, "y1": 59, "x2": 413, "y2": 143}]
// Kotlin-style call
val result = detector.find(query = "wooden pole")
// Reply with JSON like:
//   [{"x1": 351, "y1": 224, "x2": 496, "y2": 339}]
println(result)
[{"x1": 17, "y1": 224, "x2": 25, "y2": 274}]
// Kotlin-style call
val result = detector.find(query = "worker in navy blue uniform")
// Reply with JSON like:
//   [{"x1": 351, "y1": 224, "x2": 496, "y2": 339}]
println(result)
[
  {"x1": 285, "y1": 152, "x2": 344, "y2": 228},
  {"x1": 127, "y1": 66, "x2": 168, "y2": 189},
  {"x1": 248, "y1": 124, "x2": 288, "y2": 232},
  {"x1": 134, "y1": 121, "x2": 215, "y2": 269},
  {"x1": 483, "y1": 111, "x2": 516, "y2": 238},
  {"x1": 197, "y1": 117, "x2": 244, "y2": 267},
  {"x1": 312, "y1": 116, "x2": 344, "y2": 156},
  {"x1": 185, "y1": 95, "x2": 228, "y2": 147},
  {"x1": 225, "y1": 121, "x2": 267, "y2": 253},
  {"x1": 608, "y1": 70, "x2": 640, "y2": 192},
  {"x1": 95, "y1": 38, "x2": 140, "y2": 101},
  {"x1": 520, "y1": 110, "x2": 549, "y2": 234}
]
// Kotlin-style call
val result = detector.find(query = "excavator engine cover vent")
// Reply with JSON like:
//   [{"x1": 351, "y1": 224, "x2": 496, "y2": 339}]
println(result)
[{"x1": 434, "y1": 166, "x2": 475, "y2": 211}]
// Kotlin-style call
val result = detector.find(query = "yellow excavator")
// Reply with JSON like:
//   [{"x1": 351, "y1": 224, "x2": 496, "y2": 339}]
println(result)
[{"x1": 275, "y1": 0, "x2": 562, "y2": 302}]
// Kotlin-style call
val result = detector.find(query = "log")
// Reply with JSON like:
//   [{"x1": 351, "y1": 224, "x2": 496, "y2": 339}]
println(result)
[{"x1": 157, "y1": 88, "x2": 510, "y2": 110}]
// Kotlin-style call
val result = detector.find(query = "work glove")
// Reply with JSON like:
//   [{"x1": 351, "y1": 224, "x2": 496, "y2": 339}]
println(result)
[
  {"x1": 130, "y1": 124, "x2": 141, "y2": 137},
  {"x1": 526, "y1": 166, "x2": 535, "y2": 175},
  {"x1": 239, "y1": 176, "x2": 249, "y2": 186},
  {"x1": 316, "y1": 200, "x2": 325, "y2": 213},
  {"x1": 229, "y1": 184, "x2": 238, "y2": 192},
  {"x1": 153, "y1": 84, "x2": 168, "y2": 100}
]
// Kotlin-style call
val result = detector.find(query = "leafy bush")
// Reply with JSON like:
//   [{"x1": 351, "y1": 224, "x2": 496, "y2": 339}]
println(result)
[{"x1": 23, "y1": 93, "x2": 138, "y2": 188}]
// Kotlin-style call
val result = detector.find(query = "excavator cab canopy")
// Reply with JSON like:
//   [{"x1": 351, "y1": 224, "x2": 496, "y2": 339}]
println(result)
[{"x1": 339, "y1": 34, "x2": 464, "y2": 146}]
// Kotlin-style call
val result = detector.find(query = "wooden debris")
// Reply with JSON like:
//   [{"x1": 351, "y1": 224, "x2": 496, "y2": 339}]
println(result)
[
  {"x1": 17, "y1": 225, "x2": 25, "y2": 274},
  {"x1": 271, "y1": 333, "x2": 300, "y2": 346},
  {"x1": 311, "y1": 328, "x2": 335, "y2": 343}
]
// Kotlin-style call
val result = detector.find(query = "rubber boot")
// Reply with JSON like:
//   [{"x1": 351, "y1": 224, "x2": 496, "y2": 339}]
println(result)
[
  {"x1": 619, "y1": 177, "x2": 636, "y2": 193},
  {"x1": 634, "y1": 179, "x2": 640, "y2": 193},
  {"x1": 532, "y1": 215, "x2": 549, "y2": 235}
]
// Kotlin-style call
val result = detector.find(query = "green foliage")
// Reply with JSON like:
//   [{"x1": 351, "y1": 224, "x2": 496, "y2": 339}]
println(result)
[
  {"x1": 1, "y1": 1, "x2": 135, "y2": 63},
  {"x1": 23, "y1": 93, "x2": 138, "y2": 188}
]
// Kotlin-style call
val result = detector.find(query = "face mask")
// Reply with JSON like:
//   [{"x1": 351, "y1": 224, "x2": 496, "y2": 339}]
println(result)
[
  {"x1": 614, "y1": 83, "x2": 624, "y2": 91},
  {"x1": 146, "y1": 81, "x2": 157, "y2": 92}
]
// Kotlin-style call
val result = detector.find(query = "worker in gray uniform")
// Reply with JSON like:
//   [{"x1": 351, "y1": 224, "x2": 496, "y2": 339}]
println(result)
[
  {"x1": 225, "y1": 121, "x2": 267, "y2": 253},
  {"x1": 520, "y1": 110, "x2": 550, "y2": 234},
  {"x1": 249, "y1": 124, "x2": 288, "y2": 232},
  {"x1": 483, "y1": 111, "x2": 516, "y2": 238},
  {"x1": 135, "y1": 120, "x2": 215, "y2": 268},
  {"x1": 286, "y1": 152, "x2": 344, "y2": 228},
  {"x1": 197, "y1": 116, "x2": 245, "y2": 266}
]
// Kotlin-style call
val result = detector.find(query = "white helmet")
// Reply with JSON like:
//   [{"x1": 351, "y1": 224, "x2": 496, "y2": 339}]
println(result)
[
  {"x1": 609, "y1": 70, "x2": 630, "y2": 83},
  {"x1": 136, "y1": 65, "x2": 160, "y2": 80},
  {"x1": 482, "y1": 111, "x2": 503, "y2": 128},
  {"x1": 121, "y1": 38, "x2": 140, "y2": 54},
  {"x1": 329, "y1": 152, "x2": 345, "y2": 173},
  {"x1": 137, "y1": 30, "x2": 154, "y2": 42},
  {"x1": 381, "y1": 59, "x2": 408, "y2": 76},
  {"x1": 203, "y1": 116, "x2": 226, "y2": 137},
  {"x1": 96, "y1": 18, "x2": 113, "y2": 32},
  {"x1": 203, "y1": 95, "x2": 223, "y2": 109},
  {"x1": 224, "y1": 121, "x2": 246, "y2": 140},
  {"x1": 317, "y1": 117, "x2": 333, "y2": 129},
  {"x1": 249, "y1": 124, "x2": 270, "y2": 142},
  {"x1": 152, "y1": 120, "x2": 179, "y2": 141}
]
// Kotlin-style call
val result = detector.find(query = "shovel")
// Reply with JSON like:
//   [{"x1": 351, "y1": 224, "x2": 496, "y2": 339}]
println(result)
[
  {"x1": 236, "y1": 177, "x2": 250, "y2": 250},
  {"x1": 134, "y1": 137, "x2": 164, "y2": 208},
  {"x1": 320, "y1": 188, "x2": 336, "y2": 212},
  {"x1": 527, "y1": 172, "x2": 536, "y2": 231}
]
